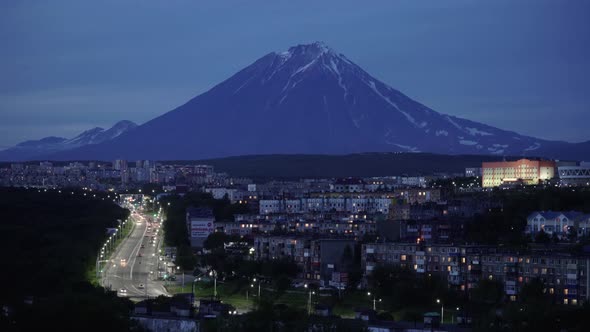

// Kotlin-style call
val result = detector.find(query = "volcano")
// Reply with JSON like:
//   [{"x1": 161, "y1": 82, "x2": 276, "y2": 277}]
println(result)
[{"x1": 42, "y1": 42, "x2": 589, "y2": 161}]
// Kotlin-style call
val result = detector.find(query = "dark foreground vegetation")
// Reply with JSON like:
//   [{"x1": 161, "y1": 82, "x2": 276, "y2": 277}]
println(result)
[{"x1": 0, "y1": 187, "x2": 139, "y2": 331}]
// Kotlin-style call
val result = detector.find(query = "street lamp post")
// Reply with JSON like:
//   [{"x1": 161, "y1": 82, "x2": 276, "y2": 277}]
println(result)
[
  {"x1": 304, "y1": 284, "x2": 315, "y2": 315},
  {"x1": 191, "y1": 277, "x2": 201, "y2": 308},
  {"x1": 252, "y1": 278, "x2": 261, "y2": 298},
  {"x1": 367, "y1": 292, "x2": 382, "y2": 311},
  {"x1": 177, "y1": 266, "x2": 184, "y2": 291},
  {"x1": 210, "y1": 271, "x2": 217, "y2": 298},
  {"x1": 436, "y1": 299, "x2": 444, "y2": 323},
  {"x1": 251, "y1": 278, "x2": 262, "y2": 309}
]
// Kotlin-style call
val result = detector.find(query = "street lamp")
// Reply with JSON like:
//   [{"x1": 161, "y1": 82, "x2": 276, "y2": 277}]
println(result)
[
  {"x1": 210, "y1": 270, "x2": 217, "y2": 298},
  {"x1": 304, "y1": 284, "x2": 315, "y2": 315},
  {"x1": 252, "y1": 278, "x2": 261, "y2": 298},
  {"x1": 436, "y1": 299, "x2": 444, "y2": 323},
  {"x1": 367, "y1": 292, "x2": 382, "y2": 311},
  {"x1": 177, "y1": 266, "x2": 184, "y2": 291},
  {"x1": 191, "y1": 277, "x2": 202, "y2": 308}
]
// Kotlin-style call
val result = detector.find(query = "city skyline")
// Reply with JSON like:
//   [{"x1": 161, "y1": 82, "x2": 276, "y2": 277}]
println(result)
[
  {"x1": 1, "y1": 0, "x2": 590, "y2": 149},
  {"x1": 3, "y1": 2, "x2": 590, "y2": 331}
]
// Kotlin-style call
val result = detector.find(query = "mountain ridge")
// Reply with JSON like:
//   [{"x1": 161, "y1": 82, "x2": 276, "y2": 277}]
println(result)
[{"x1": 0, "y1": 120, "x2": 137, "y2": 161}]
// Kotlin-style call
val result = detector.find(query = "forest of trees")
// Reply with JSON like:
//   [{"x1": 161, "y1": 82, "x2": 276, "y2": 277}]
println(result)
[{"x1": 0, "y1": 187, "x2": 141, "y2": 331}]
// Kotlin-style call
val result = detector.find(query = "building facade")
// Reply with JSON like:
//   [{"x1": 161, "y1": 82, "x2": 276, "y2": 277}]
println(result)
[
  {"x1": 362, "y1": 243, "x2": 590, "y2": 305},
  {"x1": 558, "y1": 162, "x2": 590, "y2": 186},
  {"x1": 482, "y1": 159, "x2": 556, "y2": 187}
]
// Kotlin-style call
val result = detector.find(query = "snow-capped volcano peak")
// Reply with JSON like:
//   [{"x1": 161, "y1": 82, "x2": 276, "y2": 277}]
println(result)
[
  {"x1": 272, "y1": 42, "x2": 352, "y2": 71},
  {"x1": 283, "y1": 41, "x2": 334, "y2": 58}
]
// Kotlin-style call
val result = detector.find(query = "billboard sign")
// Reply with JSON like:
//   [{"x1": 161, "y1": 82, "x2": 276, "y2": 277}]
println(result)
[{"x1": 190, "y1": 220, "x2": 214, "y2": 238}]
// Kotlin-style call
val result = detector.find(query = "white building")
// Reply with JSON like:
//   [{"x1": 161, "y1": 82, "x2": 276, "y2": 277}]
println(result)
[
  {"x1": 205, "y1": 188, "x2": 238, "y2": 202},
  {"x1": 259, "y1": 200, "x2": 282, "y2": 214},
  {"x1": 400, "y1": 176, "x2": 427, "y2": 188},
  {"x1": 465, "y1": 167, "x2": 482, "y2": 177},
  {"x1": 330, "y1": 178, "x2": 365, "y2": 192},
  {"x1": 525, "y1": 211, "x2": 584, "y2": 239},
  {"x1": 558, "y1": 162, "x2": 590, "y2": 186}
]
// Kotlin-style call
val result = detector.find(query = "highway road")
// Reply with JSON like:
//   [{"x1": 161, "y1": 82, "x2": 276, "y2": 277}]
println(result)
[{"x1": 101, "y1": 206, "x2": 169, "y2": 300}]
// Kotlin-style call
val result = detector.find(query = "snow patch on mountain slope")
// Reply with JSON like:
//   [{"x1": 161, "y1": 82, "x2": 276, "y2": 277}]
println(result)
[
  {"x1": 466, "y1": 127, "x2": 493, "y2": 136},
  {"x1": 366, "y1": 80, "x2": 418, "y2": 127},
  {"x1": 325, "y1": 58, "x2": 348, "y2": 98},
  {"x1": 524, "y1": 142, "x2": 541, "y2": 151},
  {"x1": 393, "y1": 144, "x2": 420, "y2": 152},
  {"x1": 445, "y1": 116, "x2": 463, "y2": 130}
]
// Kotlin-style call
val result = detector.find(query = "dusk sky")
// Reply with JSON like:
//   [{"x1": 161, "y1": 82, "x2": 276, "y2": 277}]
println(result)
[{"x1": 1, "y1": 0, "x2": 589, "y2": 149}]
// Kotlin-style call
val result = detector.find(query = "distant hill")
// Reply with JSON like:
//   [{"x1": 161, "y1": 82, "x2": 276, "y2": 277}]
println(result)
[
  {"x1": 164, "y1": 153, "x2": 509, "y2": 179},
  {"x1": 0, "y1": 120, "x2": 137, "y2": 161}
]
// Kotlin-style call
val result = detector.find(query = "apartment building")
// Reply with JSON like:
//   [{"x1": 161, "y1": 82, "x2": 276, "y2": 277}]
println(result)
[
  {"x1": 253, "y1": 235, "x2": 355, "y2": 284},
  {"x1": 362, "y1": 243, "x2": 590, "y2": 305},
  {"x1": 216, "y1": 216, "x2": 377, "y2": 238},
  {"x1": 259, "y1": 196, "x2": 392, "y2": 215}
]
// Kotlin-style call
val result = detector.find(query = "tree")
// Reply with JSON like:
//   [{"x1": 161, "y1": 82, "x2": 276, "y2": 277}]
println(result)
[
  {"x1": 203, "y1": 232, "x2": 240, "y2": 251},
  {"x1": 274, "y1": 275, "x2": 292, "y2": 295},
  {"x1": 567, "y1": 226, "x2": 577, "y2": 241},
  {"x1": 535, "y1": 229, "x2": 551, "y2": 244},
  {"x1": 470, "y1": 279, "x2": 503, "y2": 305}
]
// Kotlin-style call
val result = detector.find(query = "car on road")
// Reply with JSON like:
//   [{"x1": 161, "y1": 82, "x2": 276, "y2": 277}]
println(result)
[
  {"x1": 291, "y1": 282, "x2": 306, "y2": 288},
  {"x1": 118, "y1": 288, "x2": 127, "y2": 296},
  {"x1": 140, "y1": 244, "x2": 145, "y2": 248},
  {"x1": 138, "y1": 284, "x2": 144, "y2": 289},
  {"x1": 137, "y1": 252, "x2": 142, "y2": 257}
]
